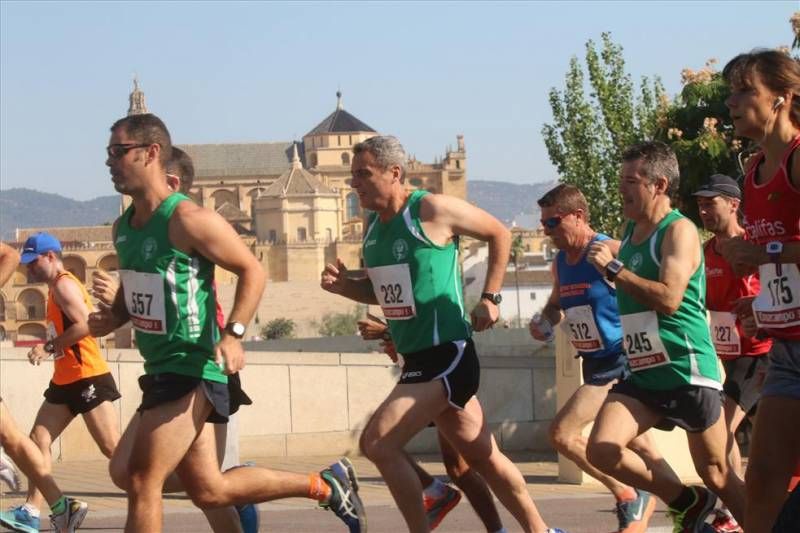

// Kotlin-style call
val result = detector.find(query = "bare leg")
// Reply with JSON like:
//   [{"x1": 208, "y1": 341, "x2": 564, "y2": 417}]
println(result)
[
  {"x1": 721, "y1": 394, "x2": 747, "y2": 479},
  {"x1": 685, "y1": 413, "x2": 745, "y2": 524},
  {"x1": 82, "y1": 400, "x2": 120, "y2": 459},
  {"x1": 437, "y1": 431, "x2": 503, "y2": 532},
  {"x1": 744, "y1": 395, "x2": 800, "y2": 533},
  {"x1": 25, "y1": 402, "x2": 74, "y2": 510},
  {"x1": 435, "y1": 396, "x2": 548, "y2": 533},
  {"x1": 0, "y1": 401, "x2": 63, "y2": 505},
  {"x1": 587, "y1": 393, "x2": 684, "y2": 504}
]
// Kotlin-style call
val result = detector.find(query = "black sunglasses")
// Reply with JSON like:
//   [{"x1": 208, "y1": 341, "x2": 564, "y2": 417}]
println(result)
[
  {"x1": 540, "y1": 215, "x2": 564, "y2": 229},
  {"x1": 106, "y1": 143, "x2": 149, "y2": 159}
]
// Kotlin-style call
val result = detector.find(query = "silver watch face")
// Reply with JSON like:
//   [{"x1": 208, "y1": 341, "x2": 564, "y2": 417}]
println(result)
[
  {"x1": 229, "y1": 322, "x2": 246, "y2": 336},
  {"x1": 767, "y1": 242, "x2": 783, "y2": 254},
  {"x1": 608, "y1": 259, "x2": 623, "y2": 274}
]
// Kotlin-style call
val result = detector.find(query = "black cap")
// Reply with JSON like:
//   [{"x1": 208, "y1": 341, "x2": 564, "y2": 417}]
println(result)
[{"x1": 692, "y1": 174, "x2": 741, "y2": 199}]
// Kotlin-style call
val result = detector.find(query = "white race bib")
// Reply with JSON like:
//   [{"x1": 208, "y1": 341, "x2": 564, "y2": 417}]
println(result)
[
  {"x1": 708, "y1": 311, "x2": 741, "y2": 356},
  {"x1": 620, "y1": 311, "x2": 671, "y2": 371},
  {"x1": 564, "y1": 305, "x2": 605, "y2": 352},
  {"x1": 753, "y1": 263, "x2": 800, "y2": 329},
  {"x1": 367, "y1": 264, "x2": 417, "y2": 320},
  {"x1": 120, "y1": 270, "x2": 167, "y2": 334}
]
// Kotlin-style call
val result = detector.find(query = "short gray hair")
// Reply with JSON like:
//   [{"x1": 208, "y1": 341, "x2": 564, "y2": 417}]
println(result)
[
  {"x1": 622, "y1": 141, "x2": 680, "y2": 197},
  {"x1": 353, "y1": 136, "x2": 406, "y2": 179}
]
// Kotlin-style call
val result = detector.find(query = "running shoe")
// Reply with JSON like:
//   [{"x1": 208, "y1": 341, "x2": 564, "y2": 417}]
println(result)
[
  {"x1": 667, "y1": 486, "x2": 717, "y2": 533},
  {"x1": 0, "y1": 505, "x2": 39, "y2": 533},
  {"x1": 423, "y1": 484, "x2": 461, "y2": 530},
  {"x1": 0, "y1": 451, "x2": 20, "y2": 492},
  {"x1": 319, "y1": 457, "x2": 366, "y2": 533},
  {"x1": 615, "y1": 489, "x2": 656, "y2": 532},
  {"x1": 710, "y1": 507, "x2": 741, "y2": 533},
  {"x1": 50, "y1": 497, "x2": 88, "y2": 533},
  {"x1": 546, "y1": 529, "x2": 568, "y2": 533}
]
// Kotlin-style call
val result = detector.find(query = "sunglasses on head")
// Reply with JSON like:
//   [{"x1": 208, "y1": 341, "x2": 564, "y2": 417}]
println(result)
[{"x1": 106, "y1": 143, "x2": 149, "y2": 159}]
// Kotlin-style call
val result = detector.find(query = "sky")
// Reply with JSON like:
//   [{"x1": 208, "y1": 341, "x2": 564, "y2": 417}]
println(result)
[{"x1": 0, "y1": 1, "x2": 796, "y2": 201}]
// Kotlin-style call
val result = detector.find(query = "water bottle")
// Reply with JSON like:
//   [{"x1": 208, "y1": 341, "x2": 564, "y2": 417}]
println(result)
[{"x1": 531, "y1": 312, "x2": 554, "y2": 343}]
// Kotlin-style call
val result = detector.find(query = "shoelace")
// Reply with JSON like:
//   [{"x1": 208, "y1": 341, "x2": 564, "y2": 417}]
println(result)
[{"x1": 335, "y1": 485, "x2": 359, "y2": 520}]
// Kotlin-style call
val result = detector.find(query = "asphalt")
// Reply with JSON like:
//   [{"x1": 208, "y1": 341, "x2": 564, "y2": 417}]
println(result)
[{"x1": 0, "y1": 452, "x2": 680, "y2": 532}]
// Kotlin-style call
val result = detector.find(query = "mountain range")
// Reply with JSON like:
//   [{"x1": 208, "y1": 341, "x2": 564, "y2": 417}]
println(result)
[{"x1": 0, "y1": 179, "x2": 556, "y2": 241}]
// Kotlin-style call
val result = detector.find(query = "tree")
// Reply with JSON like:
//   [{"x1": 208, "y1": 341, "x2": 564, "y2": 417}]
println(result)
[
  {"x1": 316, "y1": 306, "x2": 365, "y2": 337},
  {"x1": 260, "y1": 317, "x2": 295, "y2": 340},
  {"x1": 542, "y1": 33, "x2": 666, "y2": 235},
  {"x1": 655, "y1": 60, "x2": 743, "y2": 225}
]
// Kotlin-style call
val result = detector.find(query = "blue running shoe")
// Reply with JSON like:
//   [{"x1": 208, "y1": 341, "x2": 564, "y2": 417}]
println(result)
[
  {"x1": 320, "y1": 457, "x2": 366, "y2": 533},
  {"x1": 546, "y1": 529, "x2": 568, "y2": 533},
  {"x1": 616, "y1": 489, "x2": 656, "y2": 532},
  {"x1": 0, "y1": 505, "x2": 40, "y2": 533}
]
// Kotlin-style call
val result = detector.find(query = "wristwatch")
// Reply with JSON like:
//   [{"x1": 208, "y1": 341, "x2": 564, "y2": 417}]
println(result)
[
  {"x1": 767, "y1": 241, "x2": 783, "y2": 263},
  {"x1": 767, "y1": 241, "x2": 784, "y2": 275},
  {"x1": 605, "y1": 259, "x2": 625, "y2": 281},
  {"x1": 481, "y1": 292, "x2": 502, "y2": 305},
  {"x1": 225, "y1": 321, "x2": 246, "y2": 339},
  {"x1": 43, "y1": 340, "x2": 56, "y2": 354}
]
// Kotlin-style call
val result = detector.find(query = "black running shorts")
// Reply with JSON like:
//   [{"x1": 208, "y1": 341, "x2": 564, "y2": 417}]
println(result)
[
  {"x1": 399, "y1": 338, "x2": 480, "y2": 409},
  {"x1": 44, "y1": 373, "x2": 121, "y2": 416}
]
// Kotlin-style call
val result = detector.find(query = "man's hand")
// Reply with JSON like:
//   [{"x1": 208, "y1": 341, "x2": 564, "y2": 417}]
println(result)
[
  {"x1": 357, "y1": 318, "x2": 387, "y2": 340},
  {"x1": 215, "y1": 334, "x2": 245, "y2": 375},
  {"x1": 587, "y1": 241, "x2": 614, "y2": 275},
  {"x1": 88, "y1": 307, "x2": 121, "y2": 338},
  {"x1": 470, "y1": 299, "x2": 499, "y2": 332},
  {"x1": 91, "y1": 270, "x2": 120, "y2": 307},
  {"x1": 720, "y1": 237, "x2": 762, "y2": 276},
  {"x1": 28, "y1": 344, "x2": 48, "y2": 366},
  {"x1": 320, "y1": 258, "x2": 349, "y2": 295},
  {"x1": 380, "y1": 339, "x2": 399, "y2": 363}
]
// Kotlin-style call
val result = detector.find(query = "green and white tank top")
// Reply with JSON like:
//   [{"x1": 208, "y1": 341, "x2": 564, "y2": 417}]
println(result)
[
  {"x1": 115, "y1": 193, "x2": 226, "y2": 383},
  {"x1": 362, "y1": 190, "x2": 471, "y2": 354},
  {"x1": 617, "y1": 209, "x2": 720, "y2": 391}
]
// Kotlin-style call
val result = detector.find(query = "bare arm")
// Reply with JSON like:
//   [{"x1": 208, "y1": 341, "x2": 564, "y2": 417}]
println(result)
[
  {"x1": 541, "y1": 262, "x2": 564, "y2": 325},
  {"x1": 615, "y1": 218, "x2": 701, "y2": 315},
  {"x1": 169, "y1": 202, "x2": 265, "y2": 373},
  {"x1": 320, "y1": 259, "x2": 378, "y2": 304},
  {"x1": 0, "y1": 242, "x2": 20, "y2": 287},
  {"x1": 50, "y1": 276, "x2": 94, "y2": 351},
  {"x1": 420, "y1": 194, "x2": 511, "y2": 330}
]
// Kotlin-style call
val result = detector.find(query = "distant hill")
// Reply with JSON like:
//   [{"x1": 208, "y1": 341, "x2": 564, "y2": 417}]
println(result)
[
  {"x1": 0, "y1": 188, "x2": 119, "y2": 241},
  {"x1": 467, "y1": 179, "x2": 556, "y2": 227},
  {"x1": 0, "y1": 180, "x2": 556, "y2": 241}
]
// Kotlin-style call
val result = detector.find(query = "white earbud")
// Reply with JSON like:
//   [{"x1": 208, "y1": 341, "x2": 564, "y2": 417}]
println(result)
[{"x1": 773, "y1": 96, "x2": 786, "y2": 110}]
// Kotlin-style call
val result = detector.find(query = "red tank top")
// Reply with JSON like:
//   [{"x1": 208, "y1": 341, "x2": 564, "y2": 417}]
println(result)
[
  {"x1": 704, "y1": 237, "x2": 771, "y2": 359},
  {"x1": 742, "y1": 135, "x2": 800, "y2": 340}
]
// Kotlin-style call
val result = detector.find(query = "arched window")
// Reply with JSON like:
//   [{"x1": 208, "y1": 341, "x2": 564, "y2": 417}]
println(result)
[
  {"x1": 297, "y1": 227, "x2": 307, "y2": 242},
  {"x1": 346, "y1": 192, "x2": 360, "y2": 220},
  {"x1": 341, "y1": 152, "x2": 350, "y2": 165}
]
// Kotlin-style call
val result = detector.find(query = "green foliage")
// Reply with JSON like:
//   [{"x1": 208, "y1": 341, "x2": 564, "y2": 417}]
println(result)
[
  {"x1": 655, "y1": 62, "x2": 748, "y2": 225},
  {"x1": 316, "y1": 306, "x2": 365, "y2": 337},
  {"x1": 542, "y1": 33, "x2": 666, "y2": 235},
  {"x1": 260, "y1": 318, "x2": 295, "y2": 340}
]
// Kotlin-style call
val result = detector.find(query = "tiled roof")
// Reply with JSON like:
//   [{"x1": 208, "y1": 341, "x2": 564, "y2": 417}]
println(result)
[
  {"x1": 262, "y1": 166, "x2": 336, "y2": 197},
  {"x1": 216, "y1": 202, "x2": 251, "y2": 222},
  {"x1": 178, "y1": 142, "x2": 300, "y2": 178},
  {"x1": 502, "y1": 269, "x2": 554, "y2": 287},
  {"x1": 306, "y1": 108, "x2": 375, "y2": 135}
]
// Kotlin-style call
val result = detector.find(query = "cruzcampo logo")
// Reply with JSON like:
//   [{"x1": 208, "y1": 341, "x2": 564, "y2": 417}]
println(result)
[
  {"x1": 629, "y1": 252, "x2": 643, "y2": 272},
  {"x1": 141, "y1": 237, "x2": 158, "y2": 261},
  {"x1": 392, "y1": 238, "x2": 408, "y2": 261}
]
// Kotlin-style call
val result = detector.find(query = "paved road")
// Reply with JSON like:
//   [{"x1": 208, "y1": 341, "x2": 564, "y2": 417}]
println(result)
[{"x1": 0, "y1": 453, "x2": 685, "y2": 532}]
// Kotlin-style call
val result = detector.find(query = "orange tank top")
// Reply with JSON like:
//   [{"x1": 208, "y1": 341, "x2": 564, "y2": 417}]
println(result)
[{"x1": 46, "y1": 271, "x2": 109, "y2": 385}]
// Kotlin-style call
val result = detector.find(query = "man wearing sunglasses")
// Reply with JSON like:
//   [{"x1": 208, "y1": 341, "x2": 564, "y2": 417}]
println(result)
[
  {"x1": 530, "y1": 184, "x2": 657, "y2": 533},
  {"x1": 585, "y1": 142, "x2": 743, "y2": 531},
  {"x1": 89, "y1": 113, "x2": 365, "y2": 533}
]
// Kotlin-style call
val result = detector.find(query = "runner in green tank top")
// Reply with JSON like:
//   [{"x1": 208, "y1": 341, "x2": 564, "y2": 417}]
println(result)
[
  {"x1": 115, "y1": 192, "x2": 224, "y2": 382},
  {"x1": 616, "y1": 209, "x2": 721, "y2": 390},
  {"x1": 88, "y1": 113, "x2": 365, "y2": 533},
  {"x1": 362, "y1": 189, "x2": 470, "y2": 355},
  {"x1": 322, "y1": 135, "x2": 564, "y2": 532},
  {"x1": 585, "y1": 142, "x2": 745, "y2": 530}
]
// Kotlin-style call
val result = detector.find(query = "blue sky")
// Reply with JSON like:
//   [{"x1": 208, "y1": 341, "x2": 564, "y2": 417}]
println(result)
[{"x1": 0, "y1": 1, "x2": 795, "y2": 200}]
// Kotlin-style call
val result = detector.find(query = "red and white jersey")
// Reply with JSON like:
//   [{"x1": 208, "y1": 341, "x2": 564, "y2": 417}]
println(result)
[
  {"x1": 742, "y1": 135, "x2": 800, "y2": 340},
  {"x1": 704, "y1": 237, "x2": 771, "y2": 359}
]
